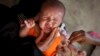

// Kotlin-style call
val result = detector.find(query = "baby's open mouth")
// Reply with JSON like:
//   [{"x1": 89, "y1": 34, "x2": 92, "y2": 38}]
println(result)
[{"x1": 44, "y1": 25, "x2": 52, "y2": 32}]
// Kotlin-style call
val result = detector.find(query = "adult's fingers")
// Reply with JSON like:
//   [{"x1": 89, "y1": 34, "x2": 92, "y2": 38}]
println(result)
[
  {"x1": 69, "y1": 30, "x2": 86, "y2": 44},
  {"x1": 41, "y1": 28, "x2": 59, "y2": 47},
  {"x1": 49, "y1": 27, "x2": 59, "y2": 38},
  {"x1": 36, "y1": 30, "x2": 44, "y2": 44}
]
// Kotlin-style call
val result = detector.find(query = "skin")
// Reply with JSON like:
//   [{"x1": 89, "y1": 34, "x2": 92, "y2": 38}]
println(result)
[
  {"x1": 69, "y1": 30, "x2": 100, "y2": 46},
  {"x1": 19, "y1": 18, "x2": 36, "y2": 37},
  {"x1": 35, "y1": 6, "x2": 65, "y2": 51},
  {"x1": 39, "y1": 6, "x2": 64, "y2": 34},
  {"x1": 19, "y1": 2, "x2": 87, "y2": 56},
  {"x1": 56, "y1": 41, "x2": 87, "y2": 56},
  {"x1": 19, "y1": 2, "x2": 65, "y2": 52}
]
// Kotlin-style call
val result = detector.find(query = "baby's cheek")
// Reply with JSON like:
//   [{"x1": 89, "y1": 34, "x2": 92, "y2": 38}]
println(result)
[
  {"x1": 40, "y1": 21, "x2": 45, "y2": 29},
  {"x1": 53, "y1": 24, "x2": 59, "y2": 28}
]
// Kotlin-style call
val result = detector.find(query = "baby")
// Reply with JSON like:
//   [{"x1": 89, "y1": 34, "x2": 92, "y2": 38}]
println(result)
[{"x1": 19, "y1": 0, "x2": 86, "y2": 56}]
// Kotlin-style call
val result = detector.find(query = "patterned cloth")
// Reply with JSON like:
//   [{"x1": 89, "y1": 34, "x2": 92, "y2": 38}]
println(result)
[{"x1": 60, "y1": 23, "x2": 69, "y2": 39}]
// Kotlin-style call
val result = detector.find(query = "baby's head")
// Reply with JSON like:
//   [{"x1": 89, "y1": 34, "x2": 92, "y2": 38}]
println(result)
[{"x1": 38, "y1": 0, "x2": 65, "y2": 33}]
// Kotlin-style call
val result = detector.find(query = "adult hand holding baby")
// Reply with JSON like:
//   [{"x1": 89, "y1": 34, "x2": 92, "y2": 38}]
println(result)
[{"x1": 36, "y1": 27, "x2": 60, "y2": 52}]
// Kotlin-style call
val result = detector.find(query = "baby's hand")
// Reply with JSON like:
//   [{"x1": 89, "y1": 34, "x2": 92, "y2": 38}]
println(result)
[{"x1": 24, "y1": 19, "x2": 35, "y2": 28}]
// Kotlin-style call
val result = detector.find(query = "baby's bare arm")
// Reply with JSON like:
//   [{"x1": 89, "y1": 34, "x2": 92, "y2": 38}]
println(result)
[{"x1": 19, "y1": 19, "x2": 35, "y2": 37}]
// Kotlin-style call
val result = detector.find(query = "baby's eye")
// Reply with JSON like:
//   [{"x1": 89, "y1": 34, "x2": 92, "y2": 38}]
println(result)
[
  {"x1": 53, "y1": 22, "x2": 57, "y2": 25},
  {"x1": 42, "y1": 17, "x2": 47, "y2": 19},
  {"x1": 53, "y1": 19, "x2": 57, "y2": 21},
  {"x1": 41, "y1": 17, "x2": 47, "y2": 20}
]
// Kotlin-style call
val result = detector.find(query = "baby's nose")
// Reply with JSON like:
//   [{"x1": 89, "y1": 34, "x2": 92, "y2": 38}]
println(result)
[{"x1": 48, "y1": 21, "x2": 53, "y2": 26}]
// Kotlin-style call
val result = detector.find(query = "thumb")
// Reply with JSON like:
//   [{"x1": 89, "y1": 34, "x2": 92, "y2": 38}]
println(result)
[
  {"x1": 49, "y1": 27, "x2": 59, "y2": 38},
  {"x1": 39, "y1": 30, "x2": 44, "y2": 38},
  {"x1": 36, "y1": 30, "x2": 44, "y2": 44}
]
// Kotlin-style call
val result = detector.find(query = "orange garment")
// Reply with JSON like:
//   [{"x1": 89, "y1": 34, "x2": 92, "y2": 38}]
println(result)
[
  {"x1": 28, "y1": 28, "x2": 62, "y2": 56},
  {"x1": 44, "y1": 36, "x2": 62, "y2": 56},
  {"x1": 28, "y1": 28, "x2": 38, "y2": 37}
]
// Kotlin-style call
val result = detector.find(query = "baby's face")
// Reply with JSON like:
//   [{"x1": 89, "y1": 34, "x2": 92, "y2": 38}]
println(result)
[{"x1": 39, "y1": 7, "x2": 64, "y2": 33}]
